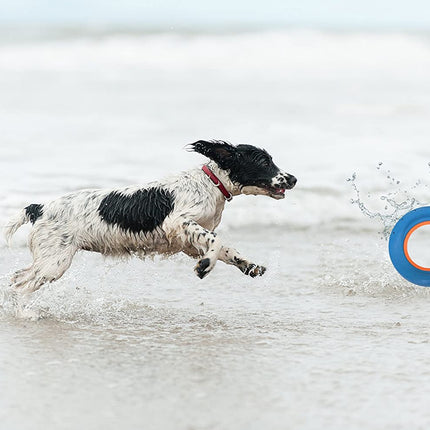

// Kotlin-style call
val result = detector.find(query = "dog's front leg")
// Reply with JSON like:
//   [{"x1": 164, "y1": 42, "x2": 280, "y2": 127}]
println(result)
[
  {"x1": 218, "y1": 246, "x2": 266, "y2": 277},
  {"x1": 181, "y1": 220, "x2": 222, "y2": 279}
]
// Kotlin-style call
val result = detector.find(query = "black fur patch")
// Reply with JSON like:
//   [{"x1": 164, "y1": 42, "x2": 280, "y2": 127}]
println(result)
[
  {"x1": 98, "y1": 188, "x2": 175, "y2": 234},
  {"x1": 25, "y1": 204, "x2": 44, "y2": 224}
]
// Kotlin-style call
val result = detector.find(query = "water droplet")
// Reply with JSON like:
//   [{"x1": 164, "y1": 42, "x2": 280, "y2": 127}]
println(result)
[{"x1": 347, "y1": 164, "x2": 425, "y2": 240}]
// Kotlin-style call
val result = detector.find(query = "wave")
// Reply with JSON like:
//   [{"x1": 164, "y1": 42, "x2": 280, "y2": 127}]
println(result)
[
  {"x1": 0, "y1": 28, "x2": 429, "y2": 233},
  {"x1": 0, "y1": 29, "x2": 429, "y2": 78}
]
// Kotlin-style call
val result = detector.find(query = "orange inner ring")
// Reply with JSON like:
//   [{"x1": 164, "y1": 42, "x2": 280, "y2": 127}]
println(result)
[{"x1": 403, "y1": 221, "x2": 430, "y2": 271}]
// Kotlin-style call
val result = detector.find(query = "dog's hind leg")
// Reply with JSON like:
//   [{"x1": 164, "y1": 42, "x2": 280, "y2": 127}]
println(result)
[
  {"x1": 11, "y1": 267, "x2": 37, "y2": 289},
  {"x1": 12, "y1": 246, "x2": 77, "y2": 293},
  {"x1": 218, "y1": 246, "x2": 266, "y2": 277},
  {"x1": 10, "y1": 266, "x2": 33, "y2": 284},
  {"x1": 180, "y1": 220, "x2": 223, "y2": 279}
]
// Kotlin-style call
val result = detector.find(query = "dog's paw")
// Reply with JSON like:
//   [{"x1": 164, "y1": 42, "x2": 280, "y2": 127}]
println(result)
[
  {"x1": 194, "y1": 258, "x2": 212, "y2": 279},
  {"x1": 244, "y1": 264, "x2": 266, "y2": 278}
]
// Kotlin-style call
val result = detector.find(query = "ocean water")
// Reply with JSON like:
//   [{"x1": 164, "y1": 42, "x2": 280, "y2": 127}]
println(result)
[{"x1": 1, "y1": 28, "x2": 430, "y2": 430}]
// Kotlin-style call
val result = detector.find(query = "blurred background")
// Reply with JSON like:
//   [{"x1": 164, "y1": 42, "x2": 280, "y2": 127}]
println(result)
[
  {"x1": 1, "y1": 3, "x2": 430, "y2": 430},
  {"x1": 0, "y1": 0, "x2": 429, "y2": 231},
  {"x1": 2, "y1": 0, "x2": 430, "y2": 29}
]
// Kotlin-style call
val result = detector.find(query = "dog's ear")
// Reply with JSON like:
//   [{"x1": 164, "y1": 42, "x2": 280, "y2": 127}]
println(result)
[{"x1": 188, "y1": 140, "x2": 238, "y2": 169}]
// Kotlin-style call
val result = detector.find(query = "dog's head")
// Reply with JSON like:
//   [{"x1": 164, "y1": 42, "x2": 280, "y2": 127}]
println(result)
[{"x1": 189, "y1": 140, "x2": 297, "y2": 199}]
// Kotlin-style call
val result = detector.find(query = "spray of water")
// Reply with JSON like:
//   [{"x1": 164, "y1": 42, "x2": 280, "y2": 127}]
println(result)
[{"x1": 348, "y1": 162, "x2": 429, "y2": 240}]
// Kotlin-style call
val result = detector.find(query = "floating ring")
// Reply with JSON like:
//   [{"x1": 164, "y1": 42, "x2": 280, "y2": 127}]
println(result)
[{"x1": 389, "y1": 206, "x2": 430, "y2": 287}]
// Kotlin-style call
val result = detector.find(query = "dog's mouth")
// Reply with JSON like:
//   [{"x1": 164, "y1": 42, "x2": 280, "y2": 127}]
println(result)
[
  {"x1": 265, "y1": 185, "x2": 286, "y2": 199},
  {"x1": 241, "y1": 184, "x2": 288, "y2": 199},
  {"x1": 263, "y1": 180, "x2": 297, "y2": 199},
  {"x1": 265, "y1": 176, "x2": 297, "y2": 199}
]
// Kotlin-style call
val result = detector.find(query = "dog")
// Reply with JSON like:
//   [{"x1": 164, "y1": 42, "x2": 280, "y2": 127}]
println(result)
[{"x1": 5, "y1": 140, "x2": 297, "y2": 292}]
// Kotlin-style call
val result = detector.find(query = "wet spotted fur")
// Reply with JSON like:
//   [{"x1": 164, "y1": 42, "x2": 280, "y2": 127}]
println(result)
[{"x1": 5, "y1": 140, "x2": 296, "y2": 292}]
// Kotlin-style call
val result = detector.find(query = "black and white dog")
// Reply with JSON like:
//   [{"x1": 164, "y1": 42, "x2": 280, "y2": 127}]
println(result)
[{"x1": 5, "y1": 140, "x2": 296, "y2": 292}]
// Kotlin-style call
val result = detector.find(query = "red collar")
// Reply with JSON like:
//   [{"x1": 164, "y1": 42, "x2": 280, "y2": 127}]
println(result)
[{"x1": 202, "y1": 165, "x2": 233, "y2": 202}]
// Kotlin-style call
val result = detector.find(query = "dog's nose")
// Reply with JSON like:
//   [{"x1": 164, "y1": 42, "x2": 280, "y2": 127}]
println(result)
[{"x1": 287, "y1": 175, "x2": 297, "y2": 188}]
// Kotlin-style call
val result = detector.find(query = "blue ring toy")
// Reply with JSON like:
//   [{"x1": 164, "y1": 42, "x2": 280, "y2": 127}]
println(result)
[{"x1": 389, "y1": 206, "x2": 430, "y2": 287}]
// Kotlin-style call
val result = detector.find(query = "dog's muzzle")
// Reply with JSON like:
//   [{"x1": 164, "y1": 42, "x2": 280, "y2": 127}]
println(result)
[{"x1": 272, "y1": 173, "x2": 297, "y2": 190}]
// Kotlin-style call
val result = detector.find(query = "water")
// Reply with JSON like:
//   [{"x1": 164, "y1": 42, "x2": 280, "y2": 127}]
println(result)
[
  {"x1": 1, "y1": 28, "x2": 430, "y2": 430},
  {"x1": 348, "y1": 164, "x2": 429, "y2": 239}
]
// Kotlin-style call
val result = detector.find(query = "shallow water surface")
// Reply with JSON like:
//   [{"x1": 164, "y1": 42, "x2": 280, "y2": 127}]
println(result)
[
  {"x1": 1, "y1": 28, "x2": 430, "y2": 430},
  {"x1": 2, "y1": 229, "x2": 430, "y2": 430}
]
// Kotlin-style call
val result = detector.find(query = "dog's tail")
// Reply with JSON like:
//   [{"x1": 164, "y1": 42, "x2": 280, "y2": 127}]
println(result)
[{"x1": 4, "y1": 204, "x2": 44, "y2": 246}]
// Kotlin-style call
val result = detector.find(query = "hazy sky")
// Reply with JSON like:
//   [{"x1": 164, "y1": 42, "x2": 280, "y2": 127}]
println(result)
[{"x1": 1, "y1": 0, "x2": 430, "y2": 29}]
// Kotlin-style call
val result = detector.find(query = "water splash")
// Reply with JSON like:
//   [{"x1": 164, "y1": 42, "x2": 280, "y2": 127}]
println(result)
[{"x1": 348, "y1": 162, "x2": 429, "y2": 240}]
